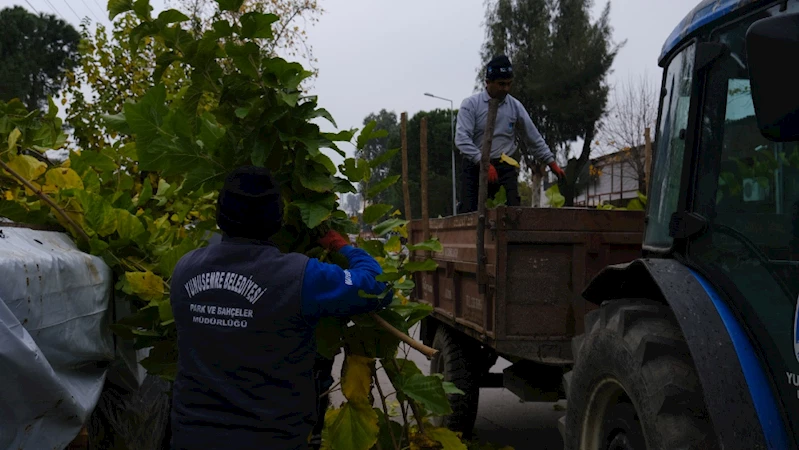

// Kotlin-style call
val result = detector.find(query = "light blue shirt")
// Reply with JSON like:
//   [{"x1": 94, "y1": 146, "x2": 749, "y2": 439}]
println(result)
[{"x1": 455, "y1": 90, "x2": 555, "y2": 165}]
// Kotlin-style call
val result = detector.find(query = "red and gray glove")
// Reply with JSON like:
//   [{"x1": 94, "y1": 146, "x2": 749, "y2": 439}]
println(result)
[
  {"x1": 318, "y1": 230, "x2": 349, "y2": 252},
  {"x1": 548, "y1": 161, "x2": 566, "y2": 180},
  {"x1": 488, "y1": 164, "x2": 499, "y2": 183}
]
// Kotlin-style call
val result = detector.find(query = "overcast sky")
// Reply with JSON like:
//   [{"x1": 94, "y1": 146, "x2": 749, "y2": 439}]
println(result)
[{"x1": 4, "y1": 0, "x2": 701, "y2": 166}]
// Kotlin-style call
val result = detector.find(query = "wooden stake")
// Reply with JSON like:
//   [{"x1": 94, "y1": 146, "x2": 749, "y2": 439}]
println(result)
[
  {"x1": 401, "y1": 112, "x2": 412, "y2": 222},
  {"x1": 644, "y1": 127, "x2": 653, "y2": 195},
  {"x1": 420, "y1": 117, "x2": 430, "y2": 252},
  {"x1": 476, "y1": 99, "x2": 500, "y2": 294}
]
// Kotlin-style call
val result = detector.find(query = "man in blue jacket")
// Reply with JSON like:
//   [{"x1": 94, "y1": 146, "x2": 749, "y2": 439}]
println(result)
[{"x1": 169, "y1": 166, "x2": 392, "y2": 450}]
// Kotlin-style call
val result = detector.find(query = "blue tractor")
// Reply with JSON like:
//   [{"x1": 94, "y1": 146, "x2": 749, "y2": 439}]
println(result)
[{"x1": 562, "y1": 1, "x2": 799, "y2": 448}]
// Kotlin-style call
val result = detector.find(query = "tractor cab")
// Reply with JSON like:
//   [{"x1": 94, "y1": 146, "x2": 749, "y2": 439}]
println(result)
[{"x1": 647, "y1": 1, "x2": 799, "y2": 444}]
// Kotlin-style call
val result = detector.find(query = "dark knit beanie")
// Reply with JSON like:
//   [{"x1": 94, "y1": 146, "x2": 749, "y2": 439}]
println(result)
[
  {"x1": 486, "y1": 55, "x2": 513, "y2": 81},
  {"x1": 216, "y1": 166, "x2": 282, "y2": 240}
]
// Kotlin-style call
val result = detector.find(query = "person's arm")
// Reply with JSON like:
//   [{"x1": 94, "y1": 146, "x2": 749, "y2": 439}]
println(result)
[
  {"x1": 516, "y1": 101, "x2": 555, "y2": 164},
  {"x1": 516, "y1": 100, "x2": 565, "y2": 178},
  {"x1": 455, "y1": 98, "x2": 482, "y2": 164},
  {"x1": 301, "y1": 234, "x2": 393, "y2": 321}
]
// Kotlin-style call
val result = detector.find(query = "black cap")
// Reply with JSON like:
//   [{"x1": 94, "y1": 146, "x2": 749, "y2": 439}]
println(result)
[
  {"x1": 486, "y1": 55, "x2": 513, "y2": 81},
  {"x1": 216, "y1": 166, "x2": 282, "y2": 240}
]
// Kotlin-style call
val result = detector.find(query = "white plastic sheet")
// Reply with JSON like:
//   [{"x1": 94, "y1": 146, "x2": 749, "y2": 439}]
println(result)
[{"x1": 0, "y1": 224, "x2": 114, "y2": 450}]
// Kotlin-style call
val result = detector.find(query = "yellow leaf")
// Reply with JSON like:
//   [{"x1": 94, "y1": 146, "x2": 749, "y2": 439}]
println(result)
[
  {"x1": 61, "y1": 97, "x2": 67, "y2": 105},
  {"x1": 7, "y1": 128, "x2": 21, "y2": 152},
  {"x1": 342, "y1": 354, "x2": 374, "y2": 404},
  {"x1": 397, "y1": 224, "x2": 408, "y2": 239},
  {"x1": 4, "y1": 190, "x2": 13, "y2": 200},
  {"x1": 427, "y1": 427, "x2": 467, "y2": 450},
  {"x1": 350, "y1": 215, "x2": 359, "y2": 224},
  {"x1": 125, "y1": 271, "x2": 165, "y2": 302},
  {"x1": 500, "y1": 153, "x2": 520, "y2": 168},
  {"x1": 5, "y1": 154, "x2": 46, "y2": 183},
  {"x1": 391, "y1": 209, "x2": 402, "y2": 217},
  {"x1": 42, "y1": 167, "x2": 84, "y2": 193}
]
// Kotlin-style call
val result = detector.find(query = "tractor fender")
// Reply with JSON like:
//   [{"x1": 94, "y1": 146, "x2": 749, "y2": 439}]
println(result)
[{"x1": 582, "y1": 258, "x2": 768, "y2": 449}]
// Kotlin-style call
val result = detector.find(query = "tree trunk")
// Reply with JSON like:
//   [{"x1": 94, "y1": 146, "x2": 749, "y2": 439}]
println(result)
[{"x1": 562, "y1": 125, "x2": 596, "y2": 207}]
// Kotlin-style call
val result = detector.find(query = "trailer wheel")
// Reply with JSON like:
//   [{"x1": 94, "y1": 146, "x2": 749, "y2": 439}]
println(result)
[
  {"x1": 563, "y1": 299, "x2": 717, "y2": 450},
  {"x1": 428, "y1": 325, "x2": 480, "y2": 438}
]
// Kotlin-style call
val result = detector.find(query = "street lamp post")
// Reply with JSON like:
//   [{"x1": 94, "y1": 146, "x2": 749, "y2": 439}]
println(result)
[{"x1": 424, "y1": 92, "x2": 457, "y2": 216}]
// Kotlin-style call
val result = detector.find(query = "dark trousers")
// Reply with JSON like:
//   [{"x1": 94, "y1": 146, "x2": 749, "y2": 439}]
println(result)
[{"x1": 458, "y1": 157, "x2": 521, "y2": 213}]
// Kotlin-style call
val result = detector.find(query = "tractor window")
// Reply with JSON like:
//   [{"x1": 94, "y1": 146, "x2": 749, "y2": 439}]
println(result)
[
  {"x1": 644, "y1": 43, "x2": 695, "y2": 248},
  {"x1": 690, "y1": 2, "x2": 799, "y2": 437}
]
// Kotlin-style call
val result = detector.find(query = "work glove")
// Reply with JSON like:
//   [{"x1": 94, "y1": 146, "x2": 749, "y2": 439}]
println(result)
[
  {"x1": 488, "y1": 164, "x2": 499, "y2": 183},
  {"x1": 548, "y1": 161, "x2": 566, "y2": 180},
  {"x1": 318, "y1": 230, "x2": 349, "y2": 252}
]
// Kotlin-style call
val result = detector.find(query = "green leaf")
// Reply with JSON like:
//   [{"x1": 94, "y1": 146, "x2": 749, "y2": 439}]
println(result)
[
  {"x1": 158, "y1": 238, "x2": 198, "y2": 277},
  {"x1": 332, "y1": 177, "x2": 357, "y2": 194},
  {"x1": 342, "y1": 354, "x2": 374, "y2": 404},
  {"x1": 312, "y1": 108, "x2": 337, "y2": 127},
  {"x1": 356, "y1": 121, "x2": 388, "y2": 151},
  {"x1": 375, "y1": 272, "x2": 403, "y2": 282},
  {"x1": 442, "y1": 381, "x2": 465, "y2": 395},
  {"x1": 132, "y1": 0, "x2": 151, "y2": 19},
  {"x1": 315, "y1": 317, "x2": 343, "y2": 360},
  {"x1": 372, "y1": 218, "x2": 408, "y2": 236},
  {"x1": 115, "y1": 209, "x2": 146, "y2": 242},
  {"x1": 393, "y1": 302, "x2": 433, "y2": 327},
  {"x1": 312, "y1": 152, "x2": 337, "y2": 175},
  {"x1": 137, "y1": 179, "x2": 153, "y2": 207},
  {"x1": 76, "y1": 191, "x2": 117, "y2": 237},
  {"x1": 366, "y1": 175, "x2": 400, "y2": 198},
  {"x1": 358, "y1": 238, "x2": 384, "y2": 257},
  {"x1": 404, "y1": 259, "x2": 438, "y2": 272},
  {"x1": 108, "y1": 0, "x2": 134, "y2": 20},
  {"x1": 156, "y1": 9, "x2": 189, "y2": 24},
  {"x1": 0, "y1": 200, "x2": 30, "y2": 222},
  {"x1": 139, "y1": 340, "x2": 178, "y2": 381},
  {"x1": 428, "y1": 427, "x2": 467, "y2": 450},
  {"x1": 69, "y1": 150, "x2": 117, "y2": 175},
  {"x1": 341, "y1": 158, "x2": 370, "y2": 183},
  {"x1": 123, "y1": 84, "x2": 168, "y2": 145},
  {"x1": 362, "y1": 204, "x2": 393, "y2": 224},
  {"x1": 329, "y1": 402, "x2": 379, "y2": 450},
  {"x1": 294, "y1": 198, "x2": 334, "y2": 229},
  {"x1": 240, "y1": 12, "x2": 278, "y2": 39},
  {"x1": 7, "y1": 127, "x2": 21, "y2": 152},
  {"x1": 374, "y1": 408, "x2": 405, "y2": 450},
  {"x1": 369, "y1": 147, "x2": 400, "y2": 168},
  {"x1": 407, "y1": 238, "x2": 443, "y2": 252},
  {"x1": 125, "y1": 270, "x2": 165, "y2": 302},
  {"x1": 215, "y1": 0, "x2": 245, "y2": 11},
  {"x1": 486, "y1": 185, "x2": 507, "y2": 209},
  {"x1": 545, "y1": 184, "x2": 565, "y2": 208},
  {"x1": 398, "y1": 374, "x2": 451, "y2": 415},
  {"x1": 298, "y1": 170, "x2": 334, "y2": 193}
]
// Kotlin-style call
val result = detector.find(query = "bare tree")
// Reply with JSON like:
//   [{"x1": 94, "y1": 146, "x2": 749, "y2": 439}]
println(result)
[
  {"x1": 342, "y1": 193, "x2": 362, "y2": 217},
  {"x1": 598, "y1": 73, "x2": 658, "y2": 194}
]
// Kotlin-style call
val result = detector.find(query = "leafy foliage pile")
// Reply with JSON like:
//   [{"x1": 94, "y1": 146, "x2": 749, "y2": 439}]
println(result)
[{"x1": 0, "y1": 1, "x2": 478, "y2": 448}]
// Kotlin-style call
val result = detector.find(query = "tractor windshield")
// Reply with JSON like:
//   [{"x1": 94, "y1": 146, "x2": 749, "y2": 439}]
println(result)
[{"x1": 688, "y1": 2, "x2": 799, "y2": 433}]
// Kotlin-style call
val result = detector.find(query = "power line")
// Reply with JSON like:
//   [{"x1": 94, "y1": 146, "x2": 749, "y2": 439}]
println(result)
[
  {"x1": 23, "y1": 0, "x2": 39, "y2": 14},
  {"x1": 41, "y1": 0, "x2": 65, "y2": 19},
  {"x1": 78, "y1": 0, "x2": 102, "y2": 23},
  {"x1": 60, "y1": 0, "x2": 84, "y2": 22}
]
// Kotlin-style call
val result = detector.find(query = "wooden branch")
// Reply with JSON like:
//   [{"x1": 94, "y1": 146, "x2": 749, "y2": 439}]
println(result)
[
  {"x1": 374, "y1": 372, "x2": 400, "y2": 450},
  {"x1": 0, "y1": 159, "x2": 90, "y2": 244},
  {"x1": 369, "y1": 312, "x2": 437, "y2": 359},
  {"x1": 401, "y1": 112, "x2": 412, "y2": 222},
  {"x1": 476, "y1": 98, "x2": 500, "y2": 294}
]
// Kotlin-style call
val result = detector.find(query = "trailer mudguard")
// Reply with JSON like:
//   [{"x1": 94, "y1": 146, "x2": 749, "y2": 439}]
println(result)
[{"x1": 582, "y1": 258, "x2": 769, "y2": 449}]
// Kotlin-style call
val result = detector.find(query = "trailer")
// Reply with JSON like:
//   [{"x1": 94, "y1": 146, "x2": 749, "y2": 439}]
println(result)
[{"x1": 410, "y1": 207, "x2": 644, "y2": 432}]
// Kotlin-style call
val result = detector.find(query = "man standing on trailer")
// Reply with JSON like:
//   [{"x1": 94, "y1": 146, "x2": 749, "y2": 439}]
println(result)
[{"x1": 455, "y1": 55, "x2": 565, "y2": 213}]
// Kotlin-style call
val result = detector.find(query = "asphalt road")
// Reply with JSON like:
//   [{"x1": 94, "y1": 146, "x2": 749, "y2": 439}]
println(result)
[{"x1": 329, "y1": 326, "x2": 566, "y2": 450}]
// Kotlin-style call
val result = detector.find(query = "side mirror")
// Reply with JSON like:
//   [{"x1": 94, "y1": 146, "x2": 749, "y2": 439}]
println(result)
[{"x1": 746, "y1": 12, "x2": 799, "y2": 142}]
